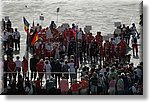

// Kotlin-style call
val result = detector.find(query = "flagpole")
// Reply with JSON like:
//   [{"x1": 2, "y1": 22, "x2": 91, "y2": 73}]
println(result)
[
  {"x1": 75, "y1": 24, "x2": 78, "y2": 79},
  {"x1": 57, "y1": 12, "x2": 58, "y2": 25},
  {"x1": 57, "y1": 8, "x2": 60, "y2": 26}
]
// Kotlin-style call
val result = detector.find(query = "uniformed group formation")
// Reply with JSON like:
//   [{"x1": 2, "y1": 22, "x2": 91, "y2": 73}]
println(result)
[{"x1": 1, "y1": 20, "x2": 143, "y2": 95}]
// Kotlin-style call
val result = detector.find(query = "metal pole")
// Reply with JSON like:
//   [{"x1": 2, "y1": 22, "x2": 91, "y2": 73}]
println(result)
[
  {"x1": 56, "y1": 8, "x2": 59, "y2": 26},
  {"x1": 57, "y1": 12, "x2": 58, "y2": 26}
]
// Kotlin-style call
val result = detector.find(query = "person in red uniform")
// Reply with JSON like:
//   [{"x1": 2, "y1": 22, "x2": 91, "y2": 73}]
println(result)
[
  {"x1": 22, "y1": 56, "x2": 28, "y2": 80},
  {"x1": 7, "y1": 57, "x2": 16, "y2": 83},
  {"x1": 95, "y1": 32, "x2": 103, "y2": 47},
  {"x1": 99, "y1": 45, "x2": 104, "y2": 66},
  {"x1": 68, "y1": 28, "x2": 74, "y2": 40},
  {"x1": 70, "y1": 80, "x2": 81, "y2": 95},
  {"x1": 36, "y1": 59, "x2": 44, "y2": 84},
  {"x1": 104, "y1": 40, "x2": 111, "y2": 62},
  {"x1": 119, "y1": 38, "x2": 127, "y2": 63},
  {"x1": 34, "y1": 78, "x2": 41, "y2": 94},
  {"x1": 110, "y1": 38, "x2": 115, "y2": 62}
]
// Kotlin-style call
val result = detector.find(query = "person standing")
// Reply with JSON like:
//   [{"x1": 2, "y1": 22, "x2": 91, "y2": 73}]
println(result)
[
  {"x1": 7, "y1": 57, "x2": 16, "y2": 84},
  {"x1": 60, "y1": 76, "x2": 69, "y2": 94},
  {"x1": 90, "y1": 72, "x2": 98, "y2": 95},
  {"x1": 6, "y1": 19, "x2": 12, "y2": 31},
  {"x1": 7, "y1": 28, "x2": 14, "y2": 50},
  {"x1": 70, "y1": 80, "x2": 81, "y2": 95},
  {"x1": 117, "y1": 75, "x2": 124, "y2": 95},
  {"x1": 34, "y1": 78, "x2": 41, "y2": 95},
  {"x1": 68, "y1": 59, "x2": 76, "y2": 84},
  {"x1": 54, "y1": 59, "x2": 62, "y2": 87},
  {"x1": 3, "y1": 56, "x2": 10, "y2": 88},
  {"x1": 1, "y1": 18, "x2": 5, "y2": 31},
  {"x1": 124, "y1": 26, "x2": 131, "y2": 45},
  {"x1": 131, "y1": 35, "x2": 138, "y2": 56},
  {"x1": 13, "y1": 28, "x2": 20, "y2": 51},
  {"x1": 15, "y1": 56, "x2": 22, "y2": 75},
  {"x1": 22, "y1": 56, "x2": 28, "y2": 80},
  {"x1": 30, "y1": 55, "x2": 38, "y2": 80},
  {"x1": 44, "y1": 60, "x2": 52, "y2": 80},
  {"x1": 36, "y1": 59, "x2": 44, "y2": 84},
  {"x1": 2, "y1": 30, "x2": 8, "y2": 51},
  {"x1": 109, "y1": 77, "x2": 116, "y2": 95},
  {"x1": 62, "y1": 61, "x2": 70, "y2": 80}
]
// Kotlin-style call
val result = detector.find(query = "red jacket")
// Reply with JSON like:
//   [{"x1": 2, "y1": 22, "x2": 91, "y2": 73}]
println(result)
[
  {"x1": 36, "y1": 61, "x2": 44, "y2": 72},
  {"x1": 22, "y1": 59, "x2": 28, "y2": 72},
  {"x1": 7, "y1": 61, "x2": 16, "y2": 72}
]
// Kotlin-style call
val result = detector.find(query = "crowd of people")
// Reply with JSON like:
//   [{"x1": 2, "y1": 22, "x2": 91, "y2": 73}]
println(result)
[
  {"x1": 1, "y1": 18, "x2": 21, "y2": 57},
  {"x1": 1, "y1": 19, "x2": 143, "y2": 95}
]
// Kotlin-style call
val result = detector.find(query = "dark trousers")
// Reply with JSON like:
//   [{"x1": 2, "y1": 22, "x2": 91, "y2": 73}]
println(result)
[
  {"x1": 14, "y1": 39, "x2": 20, "y2": 50},
  {"x1": 3, "y1": 41, "x2": 7, "y2": 50}
]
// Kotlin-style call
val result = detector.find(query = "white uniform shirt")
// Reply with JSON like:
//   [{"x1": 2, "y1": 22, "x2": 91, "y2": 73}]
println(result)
[
  {"x1": 13, "y1": 31, "x2": 20, "y2": 40},
  {"x1": 2, "y1": 31, "x2": 7, "y2": 41},
  {"x1": 45, "y1": 43, "x2": 53, "y2": 51},
  {"x1": 46, "y1": 28, "x2": 53, "y2": 39},
  {"x1": 114, "y1": 36, "x2": 121, "y2": 45},
  {"x1": 77, "y1": 31, "x2": 82, "y2": 40},
  {"x1": 6, "y1": 32, "x2": 13, "y2": 39},
  {"x1": 44, "y1": 63, "x2": 52, "y2": 72},
  {"x1": 68, "y1": 62, "x2": 75, "y2": 74},
  {"x1": 15, "y1": 59, "x2": 22, "y2": 68}
]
